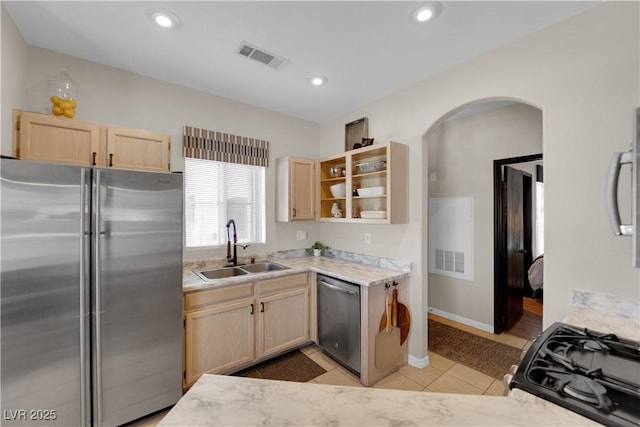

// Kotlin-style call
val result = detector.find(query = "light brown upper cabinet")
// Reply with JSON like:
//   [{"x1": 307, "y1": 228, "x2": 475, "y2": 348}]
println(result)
[
  {"x1": 12, "y1": 109, "x2": 171, "y2": 172},
  {"x1": 12, "y1": 110, "x2": 102, "y2": 166},
  {"x1": 276, "y1": 156, "x2": 316, "y2": 221},
  {"x1": 106, "y1": 126, "x2": 171, "y2": 172}
]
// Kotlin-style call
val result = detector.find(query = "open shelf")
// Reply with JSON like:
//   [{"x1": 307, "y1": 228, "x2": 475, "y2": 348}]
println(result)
[{"x1": 317, "y1": 141, "x2": 408, "y2": 223}]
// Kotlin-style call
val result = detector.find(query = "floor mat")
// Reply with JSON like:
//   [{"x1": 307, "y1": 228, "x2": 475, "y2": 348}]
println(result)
[
  {"x1": 428, "y1": 319, "x2": 522, "y2": 379},
  {"x1": 232, "y1": 349, "x2": 326, "y2": 383}
]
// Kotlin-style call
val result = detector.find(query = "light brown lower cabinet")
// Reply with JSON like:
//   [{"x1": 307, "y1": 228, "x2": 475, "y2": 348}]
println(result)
[
  {"x1": 257, "y1": 285, "x2": 310, "y2": 359},
  {"x1": 184, "y1": 298, "x2": 255, "y2": 386},
  {"x1": 183, "y1": 273, "x2": 310, "y2": 388}
]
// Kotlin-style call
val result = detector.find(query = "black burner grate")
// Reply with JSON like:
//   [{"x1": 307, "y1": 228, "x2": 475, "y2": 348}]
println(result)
[{"x1": 510, "y1": 322, "x2": 640, "y2": 427}]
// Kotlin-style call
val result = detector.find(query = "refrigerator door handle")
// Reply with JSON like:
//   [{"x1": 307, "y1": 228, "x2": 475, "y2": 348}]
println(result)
[
  {"x1": 79, "y1": 169, "x2": 88, "y2": 427},
  {"x1": 94, "y1": 169, "x2": 103, "y2": 426},
  {"x1": 606, "y1": 149, "x2": 634, "y2": 236}
]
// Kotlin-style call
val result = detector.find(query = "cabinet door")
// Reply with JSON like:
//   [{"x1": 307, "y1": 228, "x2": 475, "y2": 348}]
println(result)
[
  {"x1": 291, "y1": 158, "x2": 315, "y2": 220},
  {"x1": 258, "y1": 288, "x2": 309, "y2": 358},
  {"x1": 106, "y1": 126, "x2": 171, "y2": 172},
  {"x1": 15, "y1": 111, "x2": 102, "y2": 166},
  {"x1": 184, "y1": 300, "x2": 255, "y2": 386}
]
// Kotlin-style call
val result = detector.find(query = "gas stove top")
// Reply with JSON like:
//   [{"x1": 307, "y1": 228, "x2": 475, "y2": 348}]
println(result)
[{"x1": 509, "y1": 322, "x2": 640, "y2": 427}]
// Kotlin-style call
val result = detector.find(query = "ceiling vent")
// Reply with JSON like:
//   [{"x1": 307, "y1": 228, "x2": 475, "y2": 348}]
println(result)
[{"x1": 236, "y1": 41, "x2": 288, "y2": 70}]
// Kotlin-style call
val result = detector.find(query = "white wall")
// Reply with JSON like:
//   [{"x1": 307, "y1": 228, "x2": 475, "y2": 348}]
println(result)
[
  {"x1": 318, "y1": 1, "x2": 639, "y2": 362},
  {"x1": 426, "y1": 103, "x2": 542, "y2": 327},
  {"x1": 1, "y1": 4, "x2": 28, "y2": 147}
]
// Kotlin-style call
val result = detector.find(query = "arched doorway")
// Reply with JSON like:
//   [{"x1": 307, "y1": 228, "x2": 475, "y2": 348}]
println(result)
[{"x1": 423, "y1": 99, "x2": 543, "y2": 339}]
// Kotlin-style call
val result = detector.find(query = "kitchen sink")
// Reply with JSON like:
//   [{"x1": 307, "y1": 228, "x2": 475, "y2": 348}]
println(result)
[
  {"x1": 240, "y1": 262, "x2": 289, "y2": 273},
  {"x1": 193, "y1": 267, "x2": 248, "y2": 280},
  {"x1": 192, "y1": 262, "x2": 289, "y2": 281}
]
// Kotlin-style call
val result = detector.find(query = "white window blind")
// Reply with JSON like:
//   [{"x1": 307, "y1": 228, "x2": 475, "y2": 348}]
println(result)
[{"x1": 184, "y1": 158, "x2": 265, "y2": 248}]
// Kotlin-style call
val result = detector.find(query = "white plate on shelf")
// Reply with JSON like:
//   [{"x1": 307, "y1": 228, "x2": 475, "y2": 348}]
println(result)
[
  {"x1": 360, "y1": 210, "x2": 387, "y2": 219},
  {"x1": 357, "y1": 186, "x2": 385, "y2": 196}
]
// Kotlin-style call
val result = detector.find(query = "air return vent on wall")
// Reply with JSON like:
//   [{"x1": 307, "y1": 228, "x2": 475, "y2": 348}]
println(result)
[
  {"x1": 236, "y1": 41, "x2": 288, "y2": 70},
  {"x1": 428, "y1": 197, "x2": 474, "y2": 281}
]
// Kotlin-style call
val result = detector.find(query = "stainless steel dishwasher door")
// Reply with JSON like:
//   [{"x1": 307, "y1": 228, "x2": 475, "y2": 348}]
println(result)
[{"x1": 317, "y1": 274, "x2": 361, "y2": 374}]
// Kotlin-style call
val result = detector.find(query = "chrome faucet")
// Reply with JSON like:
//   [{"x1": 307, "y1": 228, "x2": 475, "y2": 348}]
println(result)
[{"x1": 226, "y1": 219, "x2": 249, "y2": 266}]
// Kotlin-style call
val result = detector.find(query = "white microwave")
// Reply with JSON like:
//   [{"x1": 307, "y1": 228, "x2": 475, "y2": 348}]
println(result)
[{"x1": 607, "y1": 107, "x2": 640, "y2": 267}]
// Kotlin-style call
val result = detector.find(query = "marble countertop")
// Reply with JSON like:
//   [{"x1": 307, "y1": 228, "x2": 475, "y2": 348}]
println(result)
[
  {"x1": 183, "y1": 252, "x2": 411, "y2": 292},
  {"x1": 160, "y1": 288, "x2": 640, "y2": 426},
  {"x1": 158, "y1": 375, "x2": 598, "y2": 426},
  {"x1": 563, "y1": 289, "x2": 640, "y2": 341}
]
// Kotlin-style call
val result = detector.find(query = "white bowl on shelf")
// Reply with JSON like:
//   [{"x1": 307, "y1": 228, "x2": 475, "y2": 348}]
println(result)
[
  {"x1": 360, "y1": 210, "x2": 387, "y2": 219},
  {"x1": 329, "y1": 182, "x2": 346, "y2": 198},
  {"x1": 356, "y1": 186, "x2": 386, "y2": 197}
]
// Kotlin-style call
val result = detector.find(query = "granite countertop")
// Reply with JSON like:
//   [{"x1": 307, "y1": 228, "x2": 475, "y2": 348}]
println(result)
[
  {"x1": 183, "y1": 250, "x2": 412, "y2": 292},
  {"x1": 160, "y1": 290, "x2": 639, "y2": 426}
]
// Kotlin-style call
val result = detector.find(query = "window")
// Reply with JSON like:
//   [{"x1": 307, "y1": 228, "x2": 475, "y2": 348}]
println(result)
[{"x1": 184, "y1": 158, "x2": 265, "y2": 248}]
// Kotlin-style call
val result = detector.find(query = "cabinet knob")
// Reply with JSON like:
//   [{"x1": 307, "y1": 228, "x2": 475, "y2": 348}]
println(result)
[
  {"x1": 109, "y1": 153, "x2": 114, "y2": 167},
  {"x1": 292, "y1": 208, "x2": 297, "y2": 218},
  {"x1": 260, "y1": 302, "x2": 264, "y2": 313},
  {"x1": 92, "y1": 152, "x2": 97, "y2": 166},
  {"x1": 250, "y1": 304, "x2": 254, "y2": 315}
]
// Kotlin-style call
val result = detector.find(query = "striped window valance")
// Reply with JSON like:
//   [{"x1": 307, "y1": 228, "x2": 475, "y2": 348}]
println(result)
[{"x1": 183, "y1": 126, "x2": 269, "y2": 167}]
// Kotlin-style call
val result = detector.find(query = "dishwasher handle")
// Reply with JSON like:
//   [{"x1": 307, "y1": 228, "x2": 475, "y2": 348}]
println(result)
[{"x1": 318, "y1": 279, "x2": 358, "y2": 296}]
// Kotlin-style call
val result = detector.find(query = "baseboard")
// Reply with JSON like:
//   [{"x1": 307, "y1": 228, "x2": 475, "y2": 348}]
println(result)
[
  {"x1": 428, "y1": 307, "x2": 494, "y2": 334},
  {"x1": 408, "y1": 354, "x2": 429, "y2": 369}
]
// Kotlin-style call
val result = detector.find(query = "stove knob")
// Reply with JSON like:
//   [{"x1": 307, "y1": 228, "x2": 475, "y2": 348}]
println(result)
[
  {"x1": 519, "y1": 350, "x2": 527, "y2": 362},
  {"x1": 503, "y1": 373, "x2": 513, "y2": 394},
  {"x1": 509, "y1": 365, "x2": 518, "y2": 375}
]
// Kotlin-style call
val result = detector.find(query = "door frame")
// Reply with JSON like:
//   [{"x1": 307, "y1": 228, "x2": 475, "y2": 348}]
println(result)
[{"x1": 493, "y1": 153, "x2": 542, "y2": 334}]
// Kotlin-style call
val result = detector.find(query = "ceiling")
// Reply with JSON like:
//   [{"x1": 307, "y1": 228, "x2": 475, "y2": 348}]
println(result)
[{"x1": 4, "y1": 1, "x2": 599, "y2": 123}]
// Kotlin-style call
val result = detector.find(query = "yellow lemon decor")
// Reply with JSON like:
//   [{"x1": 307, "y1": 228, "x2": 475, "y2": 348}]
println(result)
[
  {"x1": 50, "y1": 95, "x2": 77, "y2": 118},
  {"x1": 49, "y1": 68, "x2": 78, "y2": 118}
]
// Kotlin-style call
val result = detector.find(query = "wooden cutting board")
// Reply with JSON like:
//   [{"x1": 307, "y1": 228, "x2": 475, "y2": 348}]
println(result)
[
  {"x1": 375, "y1": 293, "x2": 400, "y2": 369},
  {"x1": 379, "y1": 288, "x2": 411, "y2": 345}
]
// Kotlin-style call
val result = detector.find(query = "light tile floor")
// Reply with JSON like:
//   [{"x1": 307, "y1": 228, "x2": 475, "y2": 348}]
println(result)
[
  {"x1": 306, "y1": 313, "x2": 531, "y2": 397},
  {"x1": 129, "y1": 313, "x2": 531, "y2": 426}
]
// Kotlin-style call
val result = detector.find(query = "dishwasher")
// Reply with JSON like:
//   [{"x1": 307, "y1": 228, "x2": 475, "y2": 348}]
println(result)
[{"x1": 316, "y1": 274, "x2": 361, "y2": 375}]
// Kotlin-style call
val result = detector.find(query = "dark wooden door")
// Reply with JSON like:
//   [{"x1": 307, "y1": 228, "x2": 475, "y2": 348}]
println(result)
[
  {"x1": 493, "y1": 154, "x2": 541, "y2": 334},
  {"x1": 505, "y1": 166, "x2": 526, "y2": 330}
]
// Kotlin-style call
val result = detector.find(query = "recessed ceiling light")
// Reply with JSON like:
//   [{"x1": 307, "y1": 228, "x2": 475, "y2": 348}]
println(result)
[
  {"x1": 309, "y1": 76, "x2": 328, "y2": 86},
  {"x1": 413, "y1": 2, "x2": 441, "y2": 23},
  {"x1": 150, "y1": 10, "x2": 181, "y2": 29}
]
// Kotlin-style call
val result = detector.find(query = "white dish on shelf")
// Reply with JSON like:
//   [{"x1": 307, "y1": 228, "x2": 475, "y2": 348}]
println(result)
[
  {"x1": 360, "y1": 210, "x2": 387, "y2": 219},
  {"x1": 355, "y1": 160, "x2": 386, "y2": 173},
  {"x1": 356, "y1": 186, "x2": 386, "y2": 196},
  {"x1": 329, "y1": 182, "x2": 346, "y2": 198}
]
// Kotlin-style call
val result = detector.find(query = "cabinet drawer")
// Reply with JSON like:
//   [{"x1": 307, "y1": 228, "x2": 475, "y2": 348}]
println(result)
[
  {"x1": 258, "y1": 273, "x2": 308, "y2": 296},
  {"x1": 185, "y1": 283, "x2": 254, "y2": 311}
]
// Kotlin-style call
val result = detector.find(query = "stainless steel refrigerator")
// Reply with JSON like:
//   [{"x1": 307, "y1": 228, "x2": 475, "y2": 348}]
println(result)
[{"x1": 1, "y1": 158, "x2": 183, "y2": 426}]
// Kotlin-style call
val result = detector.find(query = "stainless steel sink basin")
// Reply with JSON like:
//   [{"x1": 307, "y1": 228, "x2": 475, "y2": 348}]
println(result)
[
  {"x1": 192, "y1": 262, "x2": 289, "y2": 281},
  {"x1": 240, "y1": 262, "x2": 289, "y2": 273},
  {"x1": 193, "y1": 267, "x2": 248, "y2": 280}
]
